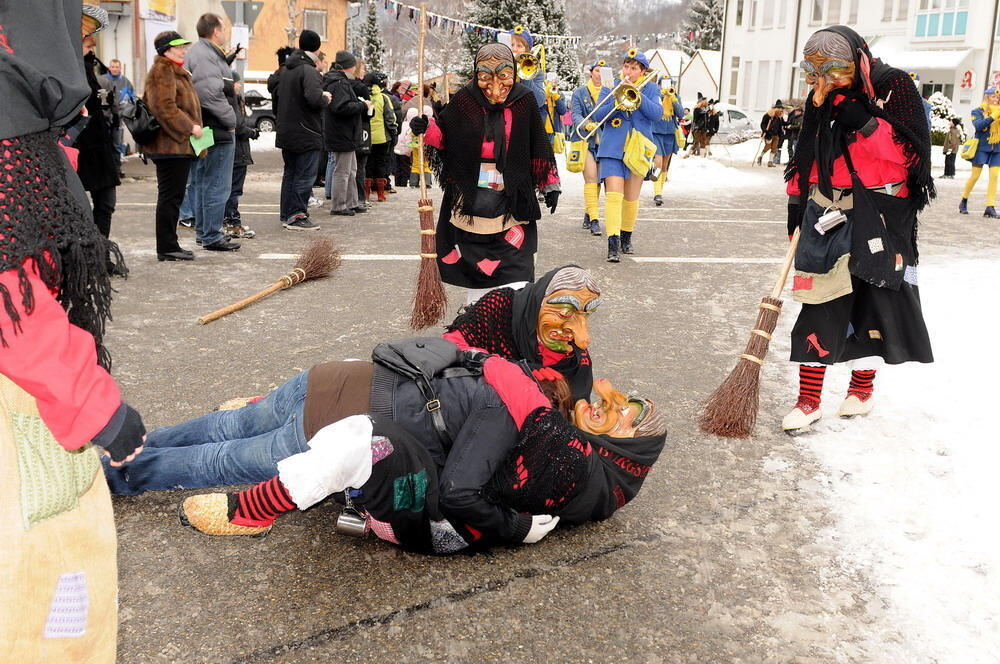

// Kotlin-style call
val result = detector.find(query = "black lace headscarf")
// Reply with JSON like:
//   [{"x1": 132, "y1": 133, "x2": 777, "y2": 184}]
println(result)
[
  {"x1": 430, "y1": 44, "x2": 557, "y2": 224},
  {"x1": 786, "y1": 26, "x2": 935, "y2": 257}
]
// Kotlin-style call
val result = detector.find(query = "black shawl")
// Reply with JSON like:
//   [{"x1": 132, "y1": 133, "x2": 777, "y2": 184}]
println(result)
[
  {"x1": 431, "y1": 82, "x2": 556, "y2": 224},
  {"x1": 786, "y1": 25, "x2": 935, "y2": 258},
  {"x1": 511, "y1": 265, "x2": 594, "y2": 402}
]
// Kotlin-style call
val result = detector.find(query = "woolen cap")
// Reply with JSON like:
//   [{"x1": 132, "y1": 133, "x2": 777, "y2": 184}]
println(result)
[
  {"x1": 299, "y1": 29, "x2": 322, "y2": 53},
  {"x1": 335, "y1": 50, "x2": 358, "y2": 70}
]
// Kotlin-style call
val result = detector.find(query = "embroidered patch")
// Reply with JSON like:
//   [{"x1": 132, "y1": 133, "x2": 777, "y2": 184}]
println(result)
[
  {"x1": 367, "y1": 516, "x2": 401, "y2": 544},
  {"x1": 793, "y1": 274, "x2": 814, "y2": 291},
  {"x1": 904, "y1": 265, "x2": 918, "y2": 285},
  {"x1": 895, "y1": 253, "x2": 904, "y2": 271},
  {"x1": 869, "y1": 329, "x2": 883, "y2": 340},
  {"x1": 805, "y1": 332, "x2": 830, "y2": 358},
  {"x1": 370, "y1": 436, "x2": 394, "y2": 464},
  {"x1": 441, "y1": 246, "x2": 461, "y2": 264},
  {"x1": 868, "y1": 237, "x2": 884, "y2": 253},
  {"x1": 476, "y1": 258, "x2": 501, "y2": 276},
  {"x1": 504, "y1": 225, "x2": 525, "y2": 249},
  {"x1": 392, "y1": 470, "x2": 428, "y2": 512},
  {"x1": 44, "y1": 572, "x2": 89, "y2": 638}
]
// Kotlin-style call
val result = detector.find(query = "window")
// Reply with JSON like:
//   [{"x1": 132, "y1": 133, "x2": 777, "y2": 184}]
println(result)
[
  {"x1": 729, "y1": 56, "x2": 740, "y2": 104},
  {"x1": 762, "y1": 0, "x2": 774, "y2": 27},
  {"x1": 915, "y1": 0, "x2": 967, "y2": 37},
  {"x1": 777, "y1": 0, "x2": 787, "y2": 27},
  {"x1": 825, "y1": 0, "x2": 842, "y2": 25},
  {"x1": 736, "y1": 0, "x2": 745, "y2": 25},
  {"x1": 303, "y1": 9, "x2": 327, "y2": 40},
  {"x1": 848, "y1": 0, "x2": 859, "y2": 22},
  {"x1": 922, "y1": 83, "x2": 954, "y2": 99},
  {"x1": 756, "y1": 60, "x2": 772, "y2": 110},
  {"x1": 896, "y1": 0, "x2": 910, "y2": 20},
  {"x1": 811, "y1": 0, "x2": 823, "y2": 24},
  {"x1": 728, "y1": 110, "x2": 747, "y2": 123},
  {"x1": 741, "y1": 60, "x2": 754, "y2": 109},
  {"x1": 883, "y1": 0, "x2": 893, "y2": 21},
  {"x1": 749, "y1": 0, "x2": 759, "y2": 27}
]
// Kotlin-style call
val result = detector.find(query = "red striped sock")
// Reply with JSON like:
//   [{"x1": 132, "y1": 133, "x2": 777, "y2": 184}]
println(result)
[
  {"x1": 231, "y1": 476, "x2": 296, "y2": 527},
  {"x1": 848, "y1": 369, "x2": 876, "y2": 397},
  {"x1": 798, "y1": 364, "x2": 827, "y2": 406}
]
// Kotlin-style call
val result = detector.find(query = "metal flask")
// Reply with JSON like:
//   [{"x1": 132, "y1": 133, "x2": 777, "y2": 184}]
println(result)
[{"x1": 335, "y1": 492, "x2": 369, "y2": 537}]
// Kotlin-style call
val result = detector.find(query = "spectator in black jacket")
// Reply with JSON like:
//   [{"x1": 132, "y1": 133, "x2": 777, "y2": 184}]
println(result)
[
  {"x1": 266, "y1": 46, "x2": 293, "y2": 124},
  {"x1": 324, "y1": 51, "x2": 371, "y2": 216},
  {"x1": 78, "y1": 32, "x2": 122, "y2": 270},
  {"x1": 351, "y1": 58, "x2": 374, "y2": 206},
  {"x1": 223, "y1": 70, "x2": 259, "y2": 238},
  {"x1": 274, "y1": 30, "x2": 329, "y2": 231}
]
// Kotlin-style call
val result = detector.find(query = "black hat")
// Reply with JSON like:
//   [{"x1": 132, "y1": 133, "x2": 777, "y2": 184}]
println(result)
[
  {"x1": 154, "y1": 31, "x2": 192, "y2": 56},
  {"x1": 335, "y1": 50, "x2": 358, "y2": 70},
  {"x1": 299, "y1": 29, "x2": 321, "y2": 53},
  {"x1": 774, "y1": 99, "x2": 785, "y2": 108}
]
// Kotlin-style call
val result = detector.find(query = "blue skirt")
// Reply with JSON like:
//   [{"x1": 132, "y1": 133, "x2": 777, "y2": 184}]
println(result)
[
  {"x1": 653, "y1": 132, "x2": 678, "y2": 156},
  {"x1": 598, "y1": 157, "x2": 629, "y2": 180},
  {"x1": 970, "y1": 148, "x2": 1000, "y2": 167}
]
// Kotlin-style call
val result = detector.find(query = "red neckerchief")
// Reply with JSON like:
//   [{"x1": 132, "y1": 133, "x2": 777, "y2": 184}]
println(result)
[{"x1": 537, "y1": 341, "x2": 570, "y2": 367}]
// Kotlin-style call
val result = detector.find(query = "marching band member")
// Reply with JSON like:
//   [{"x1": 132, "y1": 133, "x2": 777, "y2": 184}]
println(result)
[
  {"x1": 571, "y1": 60, "x2": 607, "y2": 235},
  {"x1": 959, "y1": 86, "x2": 1000, "y2": 218},
  {"x1": 650, "y1": 79, "x2": 684, "y2": 206},
  {"x1": 594, "y1": 49, "x2": 662, "y2": 262},
  {"x1": 507, "y1": 27, "x2": 547, "y2": 121},
  {"x1": 543, "y1": 76, "x2": 568, "y2": 147}
]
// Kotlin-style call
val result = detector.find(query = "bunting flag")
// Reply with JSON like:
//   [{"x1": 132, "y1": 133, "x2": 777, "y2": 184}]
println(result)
[{"x1": 381, "y1": 0, "x2": 582, "y2": 45}]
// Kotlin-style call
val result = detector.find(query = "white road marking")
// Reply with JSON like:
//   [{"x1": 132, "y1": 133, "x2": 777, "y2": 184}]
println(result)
[
  {"x1": 630, "y1": 256, "x2": 784, "y2": 264},
  {"x1": 258, "y1": 253, "x2": 419, "y2": 261},
  {"x1": 634, "y1": 218, "x2": 783, "y2": 224}
]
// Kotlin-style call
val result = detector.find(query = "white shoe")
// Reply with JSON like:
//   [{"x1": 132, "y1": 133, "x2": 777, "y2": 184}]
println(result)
[
  {"x1": 308, "y1": 196, "x2": 323, "y2": 208},
  {"x1": 838, "y1": 392, "x2": 874, "y2": 418},
  {"x1": 782, "y1": 400, "x2": 822, "y2": 433}
]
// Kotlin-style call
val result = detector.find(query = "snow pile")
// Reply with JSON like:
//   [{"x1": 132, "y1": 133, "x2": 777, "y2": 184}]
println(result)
[
  {"x1": 251, "y1": 130, "x2": 278, "y2": 152},
  {"x1": 777, "y1": 258, "x2": 1000, "y2": 661}
]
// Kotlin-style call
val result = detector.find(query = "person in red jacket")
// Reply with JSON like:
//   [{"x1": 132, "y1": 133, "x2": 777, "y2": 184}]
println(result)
[
  {"x1": 781, "y1": 26, "x2": 934, "y2": 433},
  {"x1": 0, "y1": 3, "x2": 146, "y2": 661}
]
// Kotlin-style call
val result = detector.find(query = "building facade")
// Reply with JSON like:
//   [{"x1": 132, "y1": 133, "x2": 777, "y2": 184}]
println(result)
[
  {"x1": 94, "y1": 0, "x2": 348, "y2": 91},
  {"x1": 719, "y1": 0, "x2": 1000, "y2": 120}
]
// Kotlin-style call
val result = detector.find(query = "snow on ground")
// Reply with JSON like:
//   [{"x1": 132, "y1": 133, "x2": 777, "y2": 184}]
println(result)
[{"x1": 771, "y1": 258, "x2": 1000, "y2": 662}]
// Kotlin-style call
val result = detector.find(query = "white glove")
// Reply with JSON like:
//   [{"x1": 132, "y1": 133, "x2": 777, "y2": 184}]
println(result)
[{"x1": 522, "y1": 514, "x2": 560, "y2": 544}]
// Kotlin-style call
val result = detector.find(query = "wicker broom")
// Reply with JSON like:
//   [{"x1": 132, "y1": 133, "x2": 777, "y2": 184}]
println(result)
[
  {"x1": 197, "y1": 237, "x2": 341, "y2": 324},
  {"x1": 699, "y1": 229, "x2": 800, "y2": 437},
  {"x1": 409, "y1": 1, "x2": 447, "y2": 330}
]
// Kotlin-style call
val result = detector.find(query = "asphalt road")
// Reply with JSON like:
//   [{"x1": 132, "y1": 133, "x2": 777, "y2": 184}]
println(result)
[{"x1": 105, "y1": 147, "x2": 990, "y2": 663}]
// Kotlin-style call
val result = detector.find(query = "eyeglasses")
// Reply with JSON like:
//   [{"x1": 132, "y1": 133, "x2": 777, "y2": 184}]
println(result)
[{"x1": 800, "y1": 59, "x2": 853, "y2": 84}]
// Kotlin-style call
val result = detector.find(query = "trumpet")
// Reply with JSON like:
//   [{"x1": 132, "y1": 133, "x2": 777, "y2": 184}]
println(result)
[{"x1": 575, "y1": 70, "x2": 657, "y2": 141}]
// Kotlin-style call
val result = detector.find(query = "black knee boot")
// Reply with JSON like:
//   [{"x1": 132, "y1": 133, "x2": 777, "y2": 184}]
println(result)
[
  {"x1": 607, "y1": 235, "x2": 620, "y2": 263},
  {"x1": 620, "y1": 230, "x2": 634, "y2": 254}
]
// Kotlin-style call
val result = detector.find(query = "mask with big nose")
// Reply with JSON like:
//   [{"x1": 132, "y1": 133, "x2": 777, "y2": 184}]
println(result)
[
  {"x1": 474, "y1": 44, "x2": 516, "y2": 105},
  {"x1": 801, "y1": 31, "x2": 856, "y2": 107}
]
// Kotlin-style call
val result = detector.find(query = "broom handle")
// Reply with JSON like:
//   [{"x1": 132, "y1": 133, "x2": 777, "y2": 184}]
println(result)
[
  {"x1": 198, "y1": 281, "x2": 285, "y2": 325},
  {"x1": 770, "y1": 227, "x2": 801, "y2": 300},
  {"x1": 416, "y1": 3, "x2": 428, "y2": 200}
]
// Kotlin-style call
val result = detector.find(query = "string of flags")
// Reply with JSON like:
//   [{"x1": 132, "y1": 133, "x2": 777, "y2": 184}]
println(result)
[{"x1": 381, "y1": 0, "x2": 582, "y2": 45}]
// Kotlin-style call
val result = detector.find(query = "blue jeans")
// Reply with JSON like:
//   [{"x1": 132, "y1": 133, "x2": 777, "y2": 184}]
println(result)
[
  {"x1": 189, "y1": 139, "x2": 235, "y2": 246},
  {"x1": 279, "y1": 149, "x2": 321, "y2": 220},
  {"x1": 324, "y1": 152, "x2": 338, "y2": 200},
  {"x1": 103, "y1": 370, "x2": 310, "y2": 495},
  {"x1": 178, "y1": 170, "x2": 194, "y2": 221}
]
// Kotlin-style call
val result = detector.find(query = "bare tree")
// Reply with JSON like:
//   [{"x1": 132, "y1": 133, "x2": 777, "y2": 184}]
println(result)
[{"x1": 285, "y1": 0, "x2": 301, "y2": 47}]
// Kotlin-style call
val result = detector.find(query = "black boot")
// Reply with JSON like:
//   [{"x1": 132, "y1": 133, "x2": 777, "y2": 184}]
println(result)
[
  {"x1": 607, "y1": 235, "x2": 620, "y2": 263},
  {"x1": 590, "y1": 219, "x2": 601, "y2": 236},
  {"x1": 582, "y1": 212, "x2": 591, "y2": 230},
  {"x1": 620, "y1": 230, "x2": 634, "y2": 254},
  {"x1": 959, "y1": 198, "x2": 969, "y2": 214},
  {"x1": 986, "y1": 206, "x2": 1000, "y2": 219}
]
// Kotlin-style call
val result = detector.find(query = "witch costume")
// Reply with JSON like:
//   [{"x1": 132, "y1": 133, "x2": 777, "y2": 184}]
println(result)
[
  {"x1": 782, "y1": 25, "x2": 934, "y2": 431},
  {"x1": 422, "y1": 44, "x2": 559, "y2": 294}
]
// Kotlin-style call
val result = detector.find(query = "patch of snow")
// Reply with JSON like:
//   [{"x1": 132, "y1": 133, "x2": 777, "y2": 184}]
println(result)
[{"x1": 775, "y1": 258, "x2": 1000, "y2": 662}]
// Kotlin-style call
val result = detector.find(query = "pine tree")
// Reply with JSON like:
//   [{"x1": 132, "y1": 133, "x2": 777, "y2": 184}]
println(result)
[
  {"x1": 361, "y1": 0, "x2": 385, "y2": 72},
  {"x1": 674, "y1": 0, "x2": 724, "y2": 56}
]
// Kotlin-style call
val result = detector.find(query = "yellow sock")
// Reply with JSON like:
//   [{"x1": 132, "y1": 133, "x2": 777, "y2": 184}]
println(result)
[
  {"x1": 583, "y1": 182, "x2": 601, "y2": 220},
  {"x1": 621, "y1": 199, "x2": 639, "y2": 232},
  {"x1": 963, "y1": 165, "x2": 983, "y2": 199},
  {"x1": 988, "y1": 167, "x2": 1000, "y2": 207},
  {"x1": 605, "y1": 191, "x2": 624, "y2": 236},
  {"x1": 653, "y1": 170, "x2": 667, "y2": 196}
]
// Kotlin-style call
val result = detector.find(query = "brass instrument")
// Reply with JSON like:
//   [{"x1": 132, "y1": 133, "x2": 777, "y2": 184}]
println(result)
[
  {"x1": 517, "y1": 44, "x2": 546, "y2": 81},
  {"x1": 575, "y1": 70, "x2": 657, "y2": 141}
]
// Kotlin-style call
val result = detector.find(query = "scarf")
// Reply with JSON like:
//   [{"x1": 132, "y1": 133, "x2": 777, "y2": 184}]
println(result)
[
  {"x1": 587, "y1": 80, "x2": 601, "y2": 104},
  {"x1": 983, "y1": 103, "x2": 1000, "y2": 144}
]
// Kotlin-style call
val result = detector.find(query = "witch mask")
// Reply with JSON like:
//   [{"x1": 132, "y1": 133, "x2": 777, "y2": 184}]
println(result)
[
  {"x1": 574, "y1": 379, "x2": 647, "y2": 438},
  {"x1": 475, "y1": 43, "x2": 516, "y2": 105},
  {"x1": 801, "y1": 31, "x2": 856, "y2": 107}
]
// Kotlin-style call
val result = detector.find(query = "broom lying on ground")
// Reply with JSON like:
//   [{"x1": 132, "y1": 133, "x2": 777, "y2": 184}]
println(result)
[
  {"x1": 197, "y1": 237, "x2": 341, "y2": 325},
  {"x1": 699, "y1": 229, "x2": 800, "y2": 438}
]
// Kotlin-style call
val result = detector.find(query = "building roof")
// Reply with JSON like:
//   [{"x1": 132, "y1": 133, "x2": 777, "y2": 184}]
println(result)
[{"x1": 644, "y1": 49, "x2": 691, "y2": 77}]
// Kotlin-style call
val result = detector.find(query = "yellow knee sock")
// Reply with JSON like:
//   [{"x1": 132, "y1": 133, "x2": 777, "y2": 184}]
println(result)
[
  {"x1": 987, "y1": 167, "x2": 1000, "y2": 207},
  {"x1": 963, "y1": 165, "x2": 983, "y2": 199},
  {"x1": 583, "y1": 182, "x2": 601, "y2": 220},
  {"x1": 621, "y1": 199, "x2": 639, "y2": 232},
  {"x1": 653, "y1": 170, "x2": 667, "y2": 196},
  {"x1": 605, "y1": 192, "x2": 624, "y2": 236}
]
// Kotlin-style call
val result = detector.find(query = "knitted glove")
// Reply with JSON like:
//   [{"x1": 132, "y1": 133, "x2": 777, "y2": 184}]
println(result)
[
  {"x1": 787, "y1": 201, "x2": 802, "y2": 238},
  {"x1": 544, "y1": 189, "x2": 560, "y2": 214},
  {"x1": 409, "y1": 114, "x2": 429, "y2": 136},
  {"x1": 249, "y1": 128, "x2": 260, "y2": 140},
  {"x1": 831, "y1": 90, "x2": 876, "y2": 136},
  {"x1": 522, "y1": 514, "x2": 560, "y2": 544},
  {"x1": 531, "y1": 367, "x2": 564, "y2": 382},
  {"x1": 92, "y1": 403, "x2": 146, "y2": 462}
]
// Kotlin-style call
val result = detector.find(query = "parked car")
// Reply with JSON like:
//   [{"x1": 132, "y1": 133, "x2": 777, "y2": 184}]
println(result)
[
  {"x1": 245, "y1": 89, "x2": 276, "y2": 132},
  {"x1": 712, "y1": 103, "x2": 756, "y2": 143}
]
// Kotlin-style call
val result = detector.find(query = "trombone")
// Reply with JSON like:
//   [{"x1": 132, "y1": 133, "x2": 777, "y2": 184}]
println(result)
[
  {"x1": 575, "y1": 70, "x2": 657, "y2": 141},
  {"x1": 517, "y1": 44, "x2": 546, "y2": 81}
]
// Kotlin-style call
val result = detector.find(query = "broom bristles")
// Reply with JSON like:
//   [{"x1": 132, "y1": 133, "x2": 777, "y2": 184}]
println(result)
[
  {"x1": 293, "y1": 237, "x2": 341, "y2": 281},
  {"x1": 698, "y1": 296, "x2": 783, "y2": 438},
  {"x1": 410, "y1": 198, "x2": 447, "y2": 329}
]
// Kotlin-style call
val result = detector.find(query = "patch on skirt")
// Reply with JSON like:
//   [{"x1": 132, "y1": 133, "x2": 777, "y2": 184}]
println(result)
[
  {"x1": 44, "y1": 572, "x2": 89, "y2": 638},
  {"x1": 904, "y1": 265, "x2": 918, "y2": 286},
  {"x1": 370, "y1": 436, "x2": 394, "y2": 464}
]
